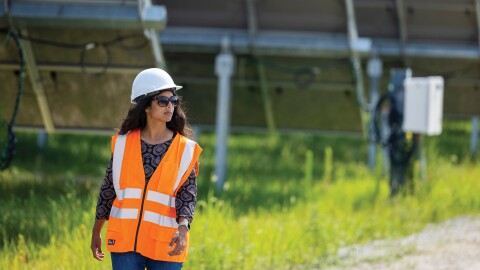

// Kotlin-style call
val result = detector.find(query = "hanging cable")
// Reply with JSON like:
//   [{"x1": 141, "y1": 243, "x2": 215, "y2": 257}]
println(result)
[
  {"x1": 0, "y1": 29, "x2": 148, "y2": 75},
  {"x1": 1, "y1": 0, "x2": 26, "y2": 170},
  {"x1": 244, "y1": 56, "x2": 346, "y2": 89},
  {"x1": 79, "y1": 42, "x2": 112, "y2": 76},
  {"x1": 0, "y1": 31, "x2": 26, "y2": 171}
]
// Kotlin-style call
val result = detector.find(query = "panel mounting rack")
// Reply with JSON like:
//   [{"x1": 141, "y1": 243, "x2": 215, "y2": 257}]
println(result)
[{"x1": 0, "y1": 0, "x2": 166, "y2": 30}]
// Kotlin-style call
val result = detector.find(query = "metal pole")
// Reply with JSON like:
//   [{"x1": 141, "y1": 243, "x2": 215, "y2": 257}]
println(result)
[
  {"x1": 36, "y1": 131, "x2": 48, "y2": 150},
  {"x1": 395, "y1": 0, "x2": 408, "y2": 55},
  {"x1": 138, "y1": 0, "x2": 167, "y2": 69},
  {"x1": 419, "y1": 135, "x2": 426, "y2": 180},
  {"x1": 475, "y1": 0, "x2": 480, "y2": 54},
  {"x1": 19, "y1": 29, "x2": 55, "y2": 133},
  {"x1": 246, "y1": 0, "x2": 276, "y2": 133},
  {"x1": 257, "y1": 59, "x2": 276, "y2": 133},
  {"x1": 345, "y1": 0, "x2": 370, "y2": 112},
  {"x1": 381, "y1": 109, "x2": 390, "y2": 176},
  {"x1": 214, "y1": 37, "x2": 235, "y2": 192},
  {"x1": 367, "y1": 53, "x2": 382, "y2": 171},
  {"x1": 471, "y1": 116, "x2": 479, "y2": 159}
]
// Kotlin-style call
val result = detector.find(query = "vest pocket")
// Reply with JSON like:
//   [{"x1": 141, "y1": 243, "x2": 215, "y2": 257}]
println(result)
[
  {"x1": 149, "y1": 224, "x2": 177, "y2": 242},
  {"x1": 148, "y1": 224, "x2": 189, "y2": 260},
  {"x1": 106, "y1": 219, "x2": 122, "y2": 232},
  {"x1": 105, "y1": 222, "x2": 123, "y2": 247}
]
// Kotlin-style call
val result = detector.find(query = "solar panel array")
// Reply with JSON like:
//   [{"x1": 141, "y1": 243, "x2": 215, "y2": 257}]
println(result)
[{"x1": 1, "y1": 0, "x2": 479, "y2": 134}]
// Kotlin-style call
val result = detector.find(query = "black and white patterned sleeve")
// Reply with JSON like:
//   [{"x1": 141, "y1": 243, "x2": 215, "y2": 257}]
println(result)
[
  {"x1": 175, "y1": 167, "x2": 198, "y2": 224},
  {"x1": 95, "y1": 155, "x2": 116, "y2": 220}
]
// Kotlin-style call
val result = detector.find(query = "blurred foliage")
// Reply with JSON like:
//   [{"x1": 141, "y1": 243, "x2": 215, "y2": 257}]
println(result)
[{"x1": 0, "y1": 118, "x2": 479, "y2": 269}]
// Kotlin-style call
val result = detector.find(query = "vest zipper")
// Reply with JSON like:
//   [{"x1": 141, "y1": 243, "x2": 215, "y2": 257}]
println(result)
[{"x1": 133, "y1": 182, "x2": 148, "y2": 252}]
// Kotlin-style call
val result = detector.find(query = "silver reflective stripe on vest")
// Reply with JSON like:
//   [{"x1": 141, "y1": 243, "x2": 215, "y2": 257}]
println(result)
[
  {"x1": 112, "y1": 134, "x2": 126, "y2": 199},
  {"x1": 117, "y1": 188, "x2": 142, "y2": 200},
  {"x1": 173, "y1": 139, "x2": 196, "y2": 191},
  {"x1": 110, "y1": 206, "x2": 139, "y2": 219},
  {"x1": 143, "y1": 211, "x2": 179, "y2": 228},
  {"x1": 146, "y1": 191, "x2": 176, "y2": 208},
  {"x1": 112, "y1": 134, "x2": 142, "y2": 200}
]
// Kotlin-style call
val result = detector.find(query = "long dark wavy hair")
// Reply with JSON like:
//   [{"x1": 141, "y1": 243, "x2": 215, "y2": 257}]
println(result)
[{"x1": 118, "y1": 90, "x2": 195, "y2": 139}]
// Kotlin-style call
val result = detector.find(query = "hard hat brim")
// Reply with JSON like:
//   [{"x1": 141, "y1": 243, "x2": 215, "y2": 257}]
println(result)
[{"x1": 131, "y1": 85, "x2": 182, "y2": 104}]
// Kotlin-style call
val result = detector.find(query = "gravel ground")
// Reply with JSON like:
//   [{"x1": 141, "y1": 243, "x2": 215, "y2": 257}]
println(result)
[{"x1": 324, "y1": 215, "x2": 480, "y2": 270}]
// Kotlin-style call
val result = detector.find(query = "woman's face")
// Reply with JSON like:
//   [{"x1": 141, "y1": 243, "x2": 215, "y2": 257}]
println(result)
[{"x1": 146, "y1": 91, "x2": 176, "y2": 123}]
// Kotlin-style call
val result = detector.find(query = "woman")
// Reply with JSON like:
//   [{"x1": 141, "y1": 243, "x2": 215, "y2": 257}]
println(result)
[{"x1": 90, "y1": 68, "x2": 202, "y2": 270}]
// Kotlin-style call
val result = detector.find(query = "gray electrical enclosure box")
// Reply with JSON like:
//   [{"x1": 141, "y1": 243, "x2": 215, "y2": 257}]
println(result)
[{"x1": 402, "y1": 77, "x2": 444, "y2": 136}]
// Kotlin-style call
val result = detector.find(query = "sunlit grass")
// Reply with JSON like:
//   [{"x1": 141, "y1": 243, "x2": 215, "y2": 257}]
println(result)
[{"x1": 1, "y1": 120, "x2": 479, "y2": 269}]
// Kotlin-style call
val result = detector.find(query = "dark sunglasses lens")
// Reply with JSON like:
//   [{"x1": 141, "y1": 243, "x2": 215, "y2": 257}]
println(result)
[
  {"x1": 156, "y1": 96, "x2": 179, "y2": 107},
  {"x1": 170, "y1": 96, "x2": 179, "y2": 106},
  {"x1": 156, "y1": 97, "x2": 169, "y2": 106}
]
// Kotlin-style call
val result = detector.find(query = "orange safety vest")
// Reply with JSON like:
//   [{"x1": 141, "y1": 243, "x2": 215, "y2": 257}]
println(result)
[{"x1": 105, "y1": 129, "x2": 202, "y2": 262}]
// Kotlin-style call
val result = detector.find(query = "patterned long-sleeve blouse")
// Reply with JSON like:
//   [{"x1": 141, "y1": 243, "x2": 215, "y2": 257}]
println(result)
[{"x1": 95, "y1": 133, "x2": 197, "y2": 223}]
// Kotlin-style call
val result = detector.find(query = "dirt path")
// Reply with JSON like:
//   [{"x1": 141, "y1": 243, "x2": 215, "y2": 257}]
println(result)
[{"x1": 325, "y1": 215, "x2": 480, "y2": 270}]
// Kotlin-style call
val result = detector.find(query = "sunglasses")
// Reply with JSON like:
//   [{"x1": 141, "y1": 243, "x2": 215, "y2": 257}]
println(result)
[{"x1": 153, "y1": 95, "x2": 179, "y2": 107}]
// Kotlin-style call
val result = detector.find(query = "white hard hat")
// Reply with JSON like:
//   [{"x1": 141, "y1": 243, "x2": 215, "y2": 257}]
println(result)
[{"x1": 131, "y1": 68, "x2": 182, "y2": 103}]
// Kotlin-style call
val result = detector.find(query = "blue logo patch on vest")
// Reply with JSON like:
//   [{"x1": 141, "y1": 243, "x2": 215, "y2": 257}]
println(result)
[{"x1": 108, "y1": 239, "x2": 115, "y2": 245}]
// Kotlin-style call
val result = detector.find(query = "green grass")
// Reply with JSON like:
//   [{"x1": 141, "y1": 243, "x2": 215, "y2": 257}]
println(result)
[{"x1": 1, "y1": 120, "x2": 480, "y2": 269}]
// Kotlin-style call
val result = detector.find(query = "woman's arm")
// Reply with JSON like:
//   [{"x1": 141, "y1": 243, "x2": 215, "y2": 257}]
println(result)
[
  {"x1": 175, "y1": 168, "x2": 198, "y2": 223},
  {"x1": 95, "y1": 156, "x2": 116, "y2": 220},
  {"x1": 91, "y1": 156, "x2": 115, "y2": 261},
  {"x1": 169, "y1": 168, "x2": 198, "y2": 256},
  {"x1": 91, "y1": 218, "x2": 106, "y2": 260}
]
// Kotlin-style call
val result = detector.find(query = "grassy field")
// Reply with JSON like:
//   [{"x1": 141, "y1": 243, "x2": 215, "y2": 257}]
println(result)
[{"x1": 1, "y1": 120, "x2": 479, "y2": 269}]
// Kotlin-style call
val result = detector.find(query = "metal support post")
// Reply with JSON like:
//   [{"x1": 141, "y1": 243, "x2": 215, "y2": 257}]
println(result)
[
  {"x1": 367, "y1": 53, "x2": 382, "y2": 171},
  {"x1": 214, "y1": 37, "x2": 235, "y2": 192},
  {"x1": 138, "y1": 0, "x2": 167, "y2": 69},
  {"x1": 381, "y1": 109, "x2": 391, "y2": 176},
  {"x1": 145, "y1": 29, "x2": 167, "y2": 69},
  {"x1": 20, "y1": 29, "x2": 55, "y2": 133},
  {"x1": 395, "y1": 0, "x2": 408, "y2": 55},
  {"x1": 475, "y1": 0, "x2": 480, "y2": 54},
  {"x1": 246, "y1": 0, "x2": 276, "y2": 133},
  {"x1": 37, "y1": 131, "x2": 48, "y2": 150},
  {"x1": 471, "y1": 116, "x2": 479, "y2": 159},
  {"x1": 345, "y1": 0, "x2": 370, "y2": 112},
  {"x1": 418, "y1": 135, "x2": 426, "y2": 180},
  {"x1": 257, "y1": 59, "x2": 276, "y2": 133}
]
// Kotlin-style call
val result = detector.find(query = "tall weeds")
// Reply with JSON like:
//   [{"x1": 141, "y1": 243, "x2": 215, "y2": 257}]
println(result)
[{"x1": 1, "y1": 120, "x2": 479, "y2": 269}]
